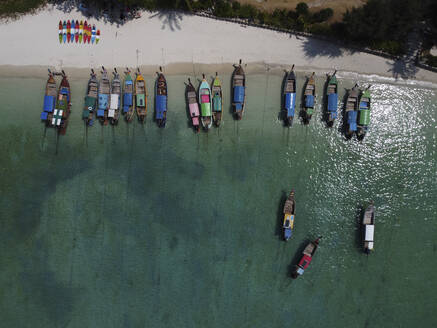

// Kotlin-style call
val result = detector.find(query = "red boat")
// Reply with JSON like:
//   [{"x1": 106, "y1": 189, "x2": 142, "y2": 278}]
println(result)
[
  {"x1": 75, "y1": 20, "x2": 79, "y2": 43},
  {"x1": 292, "y1": 237, "x2": 321, "y2": 279},
  {"x1": 83, "y1": 21, "x2": 88, "y2": 43},
  {"x1": 67, "y1": 20, "x2": 71, "y2": 42}
]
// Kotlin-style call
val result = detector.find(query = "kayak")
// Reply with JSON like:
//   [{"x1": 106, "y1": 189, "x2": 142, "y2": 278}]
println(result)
[
  {"x1": 79, "y1": 20, "x2": 83, "y2": 43},
  {"x1": 87, "y1": 24, "x2": 91, "y2": 44},
  {"x1": 63, "y1": 20, "x2": 67, "y2": 43},
  {"x1": 83, "y1": 21, "x2": 88, "y2": 43},
  {"x1": 75, "y1": 20, "x2": 79, "y2": 43},
  {"x1": 91, "y1": 25, "x2": 96, "y2": 44},
  {"x1": 58, "y1": 21, "x2": 63, "y2": 43},
  {"x1": 96, "y1": 30, "x2": 100, "y2": 44},
  {"x1": 67, "y1": 20, "x2": 71, "y2": 43},
  {"x1": 71, "y1": 20, "x2": 75, "y2": 42}
]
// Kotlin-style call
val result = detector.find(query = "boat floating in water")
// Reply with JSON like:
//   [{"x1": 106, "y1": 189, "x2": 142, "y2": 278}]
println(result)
[
  {"x1": 82, "y1": 69, "x2": 98, "y2": 126},
  {"x1": 97, "y1": 66, "x2": 110, "y2": 125},
  {"x1": 326, "y1": 70, "x2": 338, "y2": 126},
  {"x1": 55, "y1": 71, "x2": 71, "y2": 135},
  {"x1": 211, "y1": 73, "x2": 223, "y2": 126},
  {"x1": 345, "y1": 84, "x2": 359, "y2": 137},
  {"x1": 357, "y1": 86, "x2": 371, "y2": 140},
  {"x1": 109, "y1": 68, "x2": 121, "y2": 125},
  {"x1": 135, "y1": 68, "x2": 147, "y2": 122},
  {"x1": 199, "y1": 74, "x2": 212, "y2": 130},
  {"x1": 292, "y1": 237, "x2": 321, "y2": 279},
  {"x1": 186, "y1": 78, "x2": 200, "y2": 132},
  {"x1": 363, "y1": 202, "x2": 375, "y2": 254},
  {"x1": 283, "y1": 190, "x2": 296, "y2": 240},
  {"x1": 303, "y1": 72, "x2": 316, "y2": 123},
  {"x1": 232, "y1": 59, "x2": 246, "y2": 120},
  {"x1": 122, "y1": 69, "x2": 134, "y2": 122},
  {"x1": 283, "y1": 65, "x2": 296, "y2": 126},
  {"x1": 41, "y1": 69, "x2": 57, "y2": 127},
  {"x1": 155, "y1": 67, "x2": 168, "y2": 128}
]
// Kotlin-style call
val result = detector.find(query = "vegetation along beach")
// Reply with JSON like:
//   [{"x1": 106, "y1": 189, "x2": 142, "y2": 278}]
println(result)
[{"x1": 0, "y1": 1, "x2": 436, "y2": 327}]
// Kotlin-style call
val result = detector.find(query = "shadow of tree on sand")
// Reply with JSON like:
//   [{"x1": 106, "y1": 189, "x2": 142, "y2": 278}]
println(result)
[
  {"x1": 149, "y1": 11, "x2": 183, "y2": 31},
  {"x1": 301, "y1": 38, "x2": 346, "y2": 58},
  {"x1": 386, "y1": 58, "x2": 418, "y2": 80}
]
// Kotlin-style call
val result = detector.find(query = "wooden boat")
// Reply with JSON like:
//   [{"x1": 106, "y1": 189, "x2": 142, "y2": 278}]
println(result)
[
  {"x1": 58, "y1": 21, "x2": 63, "y2": 43},
  {"x1": 97, "y1": 66, "x2": 110, "y2": 125},
  {"x1": 109, "y1": 68, "x2": 121, "y2": 125},
  {"x1": 303, "y1": 72, "x2": 316, "y2": 123},
  {"x1": 292, "y1": 237, "x2": 321, "y2": 279},
  {"x1": 345, "y1": 84, "x2": 360, "y2": 137},
  {"x1": 40, "y1": 69, "x2": 57, "y2": 126},
  {"x1": 82, "y1": 69, "x2": 98, "y2": 126},
  {"x1": 363, "y1": 202, "x2": 375, "y2": 254},
  {"x1": 122, "y1": 69, "x2": 134, "y2": 122},
  {"x1": 232, "y1": 59, "x2": 246, "y2": 120},
  {"x1": 199, "y1": 74, "x2": 212, "y2": 130},
  {"x1": 55, "y1": 71, "x2": 71, "y2": 135},
  {"x1": 326, "y1": 70, "x2": 338, "y2": 126},
  {"x1": 283, "y1": 65, "x2": 296, "y2": 126},
  {"x1": 211, "y1": 73, "x2": 222, "y2": 126},
  {"x1": 155, "y1": 67, "x2": 167, "y2": 128},
  {"x1": 186, "y1": 78, "x2": 200, "y2": 132},
  {"x1": 357, "y1": 86, "x2": 371, "y2": 139},
  {"x1": 282, "y1": 190, "x2": 296, "y2": 241},
  {"x1": 135, "y1": 68, "x2": 147, "y2": 122}
]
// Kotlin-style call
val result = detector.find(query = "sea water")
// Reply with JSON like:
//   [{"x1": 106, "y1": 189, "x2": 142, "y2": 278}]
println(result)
[{"x1": 0, "y1": 71, "x2": 436, "y2": 327}]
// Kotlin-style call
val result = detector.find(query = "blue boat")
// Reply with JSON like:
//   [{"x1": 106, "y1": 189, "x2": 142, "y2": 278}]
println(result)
[
  {"x1": 232, "y1": 59, "x2": 246, "y2": 120},
  {"x1": 41, "y1": 70, "x2": 57, "y2": 126},
  {"x1": 155, "y1": 67, "x2": 167, "y2": 128},
  {"x1": 283, "y1": 65, "x2": 296, "y2": 126},
  {"x1": 303, "y1": 72, "x2": 316, "y2": 123},
  {"x1": 326, "y1": 71, "x2": 338, "y2": 126},
  {"x1": 122, "y1": 69, "x2": 134, "y2": 122},
  {"x1": 345, "y1": 84, "x2": 359, "y2": 137},
  {"x1": 97, "y1": 66, "x2": 110, "y2": 125}
]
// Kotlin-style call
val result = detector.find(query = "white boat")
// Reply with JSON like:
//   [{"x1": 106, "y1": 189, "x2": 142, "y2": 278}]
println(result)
[{"x1": 363, "y1": 202, "x2": 375, "y2": 254}]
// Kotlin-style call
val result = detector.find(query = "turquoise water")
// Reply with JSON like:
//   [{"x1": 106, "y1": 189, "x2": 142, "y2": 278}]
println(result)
[{"x1": 0, "y1": 72, "x2": 436, "y2": 327}]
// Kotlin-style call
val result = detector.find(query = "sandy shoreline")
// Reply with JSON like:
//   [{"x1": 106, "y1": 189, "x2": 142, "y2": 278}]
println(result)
[{"x1": 0, "y1": 6, "x2": 436, "y2": 84}]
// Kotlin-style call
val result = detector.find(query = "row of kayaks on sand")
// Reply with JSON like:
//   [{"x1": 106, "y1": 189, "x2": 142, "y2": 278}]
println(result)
[
  {"x1": 58, "y1": 20, "x2": 100, "y2": 44},
  {"x1": 282, "y1": 189, "x2": 376, "y2": 279}
]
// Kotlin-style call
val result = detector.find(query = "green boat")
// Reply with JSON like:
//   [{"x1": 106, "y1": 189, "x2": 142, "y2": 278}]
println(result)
[
  {"x1": 326, "y1": 70, "x2": 338, "y2": 126},
  {"x1": 211, "y1": 73, "x2": 222, "y2": 127},
  {"x1": 357, "y1": 86, "x2": 371, "y2": 140},
  {"x1": 82, "y1": 69, "x2": 98, "y2": 126},
  {"x1": 199, "y1": 74, "x2": 212, "y2": 130}
]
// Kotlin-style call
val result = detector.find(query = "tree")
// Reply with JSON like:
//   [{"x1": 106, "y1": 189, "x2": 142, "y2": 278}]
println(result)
[{"x1": 296, "y1": 2, "x2": 309, "y2": 17}]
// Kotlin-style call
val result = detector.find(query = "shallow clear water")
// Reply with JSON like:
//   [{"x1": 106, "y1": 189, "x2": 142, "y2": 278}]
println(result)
[{"x1": 0, "y1": 72, "x2": 436, "y2": 327}]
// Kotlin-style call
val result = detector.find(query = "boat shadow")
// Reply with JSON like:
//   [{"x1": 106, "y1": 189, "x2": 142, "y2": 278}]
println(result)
[
  {"x1": 275, "y1": 191, "x2": 288, "y2": 239},
  {"x1": 299, "y1": 76, "x2": 310, "y2": 125},
  {"x1": 288, "y1": 238, "x2": 311, "y2": 278},
  {"x1": 279, "y1": 71, "x2": 288, "y2": 126},
  {"x1": 354, "y1": 204, "x2": 364, "y2": 252},
  {"x1": 339, "y1": 89, "x2": 352, "y2": 139},
  {"x1": 321, "y1": 74, "x2": 332, "y2": 127}
]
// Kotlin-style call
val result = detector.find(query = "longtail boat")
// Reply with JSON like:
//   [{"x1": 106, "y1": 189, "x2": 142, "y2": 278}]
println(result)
[
  {"x1": 82, "y1": 69, "x2": 98, "y2": 126},
  {"x1": 97, "y1": 66, "x2": 110, "y2": 125},
  {"x1": 135, "y1": 68, "x2": 147, "y2": 122},
  {"x1": 303, "y1": 72, "x2": 316, "y2": 123},
  {"x1": 40, "y1": 69, "x2": 57, "y2": 126},
  {"x1": 357, "y1": 86, "x2": 371, "y2": 140},
  {"x1": 345, "y1": 84, "x2": 359, "y2": 137},
  {"x1": 58, "y1": 21, "x2": 63, "y2": 43},
  {"x1": 155, "y1": 67, "x2": 167, "y2": 128},
  {"x1": 211, "y1": 72, "x2": 223, "y2": 126},
  {"x1": 122, "y1": 69, "x2": 134, "y2": 122},
  {"x1": 109, "y1": 68, "x2": 121, "y2": 125},
  {"x1": 326, "y1": 70, "x2": 338, "y2": 126},
  {"x1": 282, "y1": 190, "x2": 296, "y2": 241},
  {"x1": 186, "y1": 78, "x2": 200, "y2": 132},
  {"x1": 292, "y1": 237, "x2": 321, "y2": 279},
  {"x1": 55, "y1": 71, "x2": 71, "y2": 135},
  {"x1": 283, "y1": 65, "x2": 296, "y2": 126},
  {"x1": 362, "y1": 202, "x2": 375, "y2": 254},
  {"x1": 199, "y1": 74, "x2": 212, "y2": 130},
  {"x1": 232, "y1": 59, "x2": 246, "y2": 120}
]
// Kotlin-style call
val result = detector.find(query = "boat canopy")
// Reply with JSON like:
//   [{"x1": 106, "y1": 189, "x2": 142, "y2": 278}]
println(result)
[
  {"x1": 365, "y1": 225, "x2": 374, "y2": 242},
  {"x1": 97, "y1": 109, "x2": 105, "y2": 117},
  {"x1": 328, "y1": 93, "x2": 338, "y2": 112},
  {"x1": 108, "y1": 109, "x2": 115, "y2": 118},
  {"x1": 136, "y1": 94, "x2": 145, "y2": 107},
  {"x1": 98, "y1": 94, "x2": 109, "y2": 110},
  {"x1": 284, "y1": 228, "x2": 292, "y2": 239},
  {"x1": 192, "y1": 116, "x2": 199, "y2": 126},
  {"x1": 40, "y1": 111, "x2": 48, "y2": 120},
  {"x1": 52, "y1": 109, "x2": 63, "y2": 126},
  {"x1": 285, "y1": 93, "x2": 296, "y2": 117},
  {"x1": 84, "y1": 96, "x2": 96, "y2": 110},
  {"x1": 82, "y1": 109, "x2": 90, "y2": 119},
  {"x1": 359, "y1": 109, "x2": 370, "y2": 125},
  {"x1": 305, "y1": 95, "x2": 314, "y2": 108},
  {"x1": 299, "y1": 254, "x2": 312, "y2": 270},
  {"x1": 123, "y1": 93, "x2": 133, "y2": 112},
  {"x1": 156, "y1": 95, "x2": 167, "y2": 119},
  {"x1": 201, "y1": 103, "x2": 211, "y2": 117},
  {"x1": 110, "y1": 94, "x2": 119, "y2": 110},
  {"x1": 233, "y1": 86, "x2": 244, "y2": 103},
  {"x1": 189, "y1": 103, "x2": 200, "y2": 117},
  {"x1": 347, "y1": 111, "x2": 358, "y2": 131},
  {"x1": 43, "y1": 95, "x2": 55, "y2": 112},
  {"x1": 213, "y1": 94, "x2": 222, "y2": 112},
  {"x1": 235, "y1": 103, "x2": 242, "y2": 112}
]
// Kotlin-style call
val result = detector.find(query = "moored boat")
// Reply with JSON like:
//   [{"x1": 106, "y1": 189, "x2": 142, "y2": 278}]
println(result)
[
  {"x1": 109, "y1": 68, "x2": 121, "y2": 125},
  {"x1": 186, "y1": 78, "x2": 200, "y2": 132},
  {"x1": 97, "y1": 66, "x2": 110, "y2": 125},
  {"x1": 283, "y1": 65, "x2": 296, "y2": 126},
  {"x1": 232, "y1": 59, "x2": 246, "y2": 120},
  {"x1": 123, "y1": 68, "x2": 134, "y2": 122},
  {"x1": 40, "y1": 69, "x2": 57, "y2": 126},
  {"x1": 155, "y1": 67, "x2": 167, "y2": 128},
  {"x1": 55, "y1": 71, "x2": 71, "y2": 135},
  {"x1": 326, "y1": 70, "x2": 338, "y2": 126},
  {"x1": 303, "y1": 72, "x2": 316, "y2": 123},
  {"x1": 292, "y1": 237, "x2": 321, "y2": 279},
  {"x1": 282, "y1": 190, "x2": 296, "y2": 241},
  {"x1": 82, "y1": 69, "x2": 98, "y2": 126},
  {"x1": 363, "y1": 202, "x2": 375, "y2": 254},
  {"x1": 345, "y1": 83, "x2": 359, "y2": 137},
  {"x1": 199, "y1": 74, "x2": 212, "y2": 130},
  {"x1": 135, "y1": 68, "x2": 147, "y2": 122},
  {"x1": 211, "y1": 73, "x2": 222, "y2": 126},
  {"x1": 357, "y1": 86, "x2": 371, "y2": 140}
]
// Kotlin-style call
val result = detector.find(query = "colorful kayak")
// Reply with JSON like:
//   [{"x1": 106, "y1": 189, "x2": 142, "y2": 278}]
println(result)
[
  {"x1": 283, "y1": 65, "x2": 296, "y2": 126},
  {"x1": 56, "y1": 71, "x2": 71, "y2": 135},
  {"x1": 345, "y1": 84, "x2": 360, "y2": 137},
  {"x1": 40, "y1": 70, "x2": 57, "y2": 126},
  {"x1": 199, "y1": 74, "x2": 212, "y2": 130},
  {"x1": 282, "y1": 190, "x2": 296, "y2": 241},
  {"x1": 79, "y1": 20, "x2": 83, "y2": 43},
  {"x1": 109, "y1": 69, "x2": 121, "y2": 125},
  {"x1": 75, "y1": 20, "x2": 79, "y2": 43},
  {"x1": 211, "y1": 73, "x2": 222, "y2": 126},
  {"x1": 82, "y1": 69, "x2": 98, "y2": 126},
  {"x1": 186, "y1": 78, "x2": 200, "y2": 132},
  {"x1": 96, "y1": 30, "x2": 100, "y2": 44},
  {"x1": 87, "y1": 24, "x2": 91, "y2": 44},
  {"x1": 91, "y1": 25, "x2": 96, "y2": 44},
  {"x1": 67, "y1": 20, "x2": 71, "y2": 43},
  {"x1": 362, "y1": 202, "x2": 375, "y2": 254},
  {"x1": 135, "y1": 68, "x2": 147, "y2": 122},
  {"x1": 58, "y1": 21, "x2": 63, "y2": 43},
  {"x1": 155, "y1": 67, "x2": 167, "y2": 128},
  {"x1": 83, "y1": 21, "x2": 88, "y2": 43},
  {"x1": 71, "y1": 20, "x2": 75, "y2": 42},
  {"x1": 303, "y1": 72, "x2": 316, "y2": 123},
  {"x1": 232, "y1": 59, "x2": 246, "y2": 120},
  {"x1": 63, "y1": 20, "x2": 67, "y2": 43},
  {"x1": 97, "y1": 66, "x2": 110, "y2": 125},
  {"x1": 123, "y1": 69, "x2": 134, "y2": 122},
  {"x1": 357, "y1": 86, "x2": 371, "y2": 140},
  {"x1": 292, "y1": 237, "x2": 321, "y2": 279},
  {"x1": 326, "y1": 70, "x2": 338, "y2": 126}
]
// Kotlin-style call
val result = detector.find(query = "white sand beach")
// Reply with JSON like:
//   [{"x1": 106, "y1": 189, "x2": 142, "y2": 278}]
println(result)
[{"x1": 0, "y1": 6, "x2": 436, "y2": 83}]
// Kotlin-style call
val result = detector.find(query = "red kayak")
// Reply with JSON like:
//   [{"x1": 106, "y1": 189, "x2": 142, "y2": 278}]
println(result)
[
  {"x1": 75, "y1": 20, "x2": 79, "y2": 43},
  {"x1": 67, "y1": 20, "x2": 71, "y2": 43},
  {"x1": 83, "y1": 21, "x2": 88, "y2": 43}
]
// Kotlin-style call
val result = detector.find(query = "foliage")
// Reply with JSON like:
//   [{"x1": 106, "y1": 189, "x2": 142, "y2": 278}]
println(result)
[
  {"x1": 425, "y1": 54, "x2": 437, "y2": 67},
  {"x1": 0, "y1": 0, "x2": 46, "y2": 18}
]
